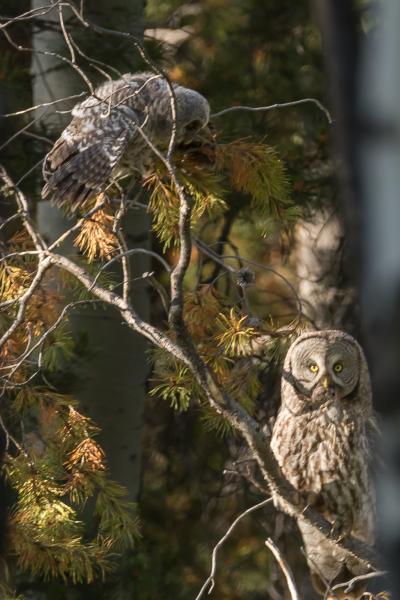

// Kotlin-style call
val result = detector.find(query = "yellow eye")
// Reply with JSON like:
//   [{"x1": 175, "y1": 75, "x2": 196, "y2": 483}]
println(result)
[
  {"x1": 309, "y1": 363, "x2": 319, "y2": 373},
  {"x1": 334, "y1": 362, "x2": 343, "y2": 373}
]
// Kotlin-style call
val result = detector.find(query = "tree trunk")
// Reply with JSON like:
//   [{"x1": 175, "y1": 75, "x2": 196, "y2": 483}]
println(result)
[
  {"x1": 30, "y1": 0, "x2": 149, "y2": 501},
  {"x1": 295, "y1": 207, "x2": 357, "y2": 332},
  {"x1": 308, "y1": 0, "x2": 361, "y2": 336}
]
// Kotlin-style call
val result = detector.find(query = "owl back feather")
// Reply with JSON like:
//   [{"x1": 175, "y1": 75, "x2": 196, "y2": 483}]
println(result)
[{"x1": 41, "y1": 72, "x2": 211, "y2": 211}]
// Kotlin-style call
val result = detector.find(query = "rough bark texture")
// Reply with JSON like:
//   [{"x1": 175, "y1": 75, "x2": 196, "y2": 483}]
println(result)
[
  {"x1": 309, "y1": 0, "x2": 361, "y2": 335},
  {"x1": 31, "y1": 0, "x2": 149, "y2": 500},
  {"x1": 295, "y1": 208, "x2": 357, "y2": 332}
]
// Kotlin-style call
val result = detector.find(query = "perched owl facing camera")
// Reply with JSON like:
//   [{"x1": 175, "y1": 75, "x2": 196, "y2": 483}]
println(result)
[
  {"x1": 270, "y1": 330, "x2": 376, "y2": 600},
  {"x1": 42, "y1": 72, "x2": 211, "y2": 211}
]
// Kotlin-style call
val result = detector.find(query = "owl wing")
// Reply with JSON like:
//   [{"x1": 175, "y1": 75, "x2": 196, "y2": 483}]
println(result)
[{"x1": 42, "y1": 98, "x2": 140, "y2": 210}]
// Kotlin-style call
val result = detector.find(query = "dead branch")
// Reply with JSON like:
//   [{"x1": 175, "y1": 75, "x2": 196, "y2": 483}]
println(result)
[
  {"x1": 265, "y1": 537, "x2": 301, "y2": 600},
  {"x1": 195, "y1": 498, "x2": 273, "y2": 600},
  {"x1": 211, "y1": 98, "x2": 332, "y2": 123}
]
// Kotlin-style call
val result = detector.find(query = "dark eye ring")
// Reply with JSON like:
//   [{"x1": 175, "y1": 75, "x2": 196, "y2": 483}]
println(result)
[{"x1": 334, "y1": 362, "x2": 343, "y2": 373}]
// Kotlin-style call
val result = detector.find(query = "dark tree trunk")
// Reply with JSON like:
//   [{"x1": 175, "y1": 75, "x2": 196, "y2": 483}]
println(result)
[
  {"x1": 314, "y1": 0, "x2": 400, "y2": 595},
  {"x1": 312, "y1": 1, "x2": 362, "y2": 329}
]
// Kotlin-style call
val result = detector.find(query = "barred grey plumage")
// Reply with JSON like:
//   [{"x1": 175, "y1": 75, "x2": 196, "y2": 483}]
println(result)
[
  {"x1": 270, "y1": 330, "x2": 376, "y2": 600},
  {"x1": 42, "y1": 72, "x2": 210, "y2": 210}
]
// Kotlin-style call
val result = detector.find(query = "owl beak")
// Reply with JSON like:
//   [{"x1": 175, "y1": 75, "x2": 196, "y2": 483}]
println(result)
[
  {"x1": 193, "y1": 123, "x2": 217, "y2": 147},
  {"x1": 322, "y1": 374, "x2": 331, "y2": 390},
  {"x1": 178, "y1": 124, "x2": 217, "y2": 165}
]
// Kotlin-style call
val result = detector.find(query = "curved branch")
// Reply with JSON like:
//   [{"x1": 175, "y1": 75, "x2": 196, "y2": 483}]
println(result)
[
  {"x1": 265, "y1": 538, "x2": 300, "y2": 600},
  {"x1": 195, "y1": 498, "x2": 273, "y2": 600},
  {"x1": 211, "y1": 98, "x2": 332, "y2": 124}
]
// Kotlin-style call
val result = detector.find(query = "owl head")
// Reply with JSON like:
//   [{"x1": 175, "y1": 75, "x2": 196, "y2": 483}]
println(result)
[
  {"x1": 140, "y1": 75, "x2": 212, "y2": 147},
  {"x1": 281, "y1": 330, "x2": 372, "y2": 418},
  {"x1": 174, "y1": 86, "x2": 211, "y2": 141}
]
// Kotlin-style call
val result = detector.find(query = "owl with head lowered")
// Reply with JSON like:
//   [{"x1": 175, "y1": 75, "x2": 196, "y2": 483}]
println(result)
[
  {"x1": 270, "y1": 330, "x2": 376, "y2": 600},
  {"x1": 42, "y1": 72, "x2": 212, "y2": 211}
]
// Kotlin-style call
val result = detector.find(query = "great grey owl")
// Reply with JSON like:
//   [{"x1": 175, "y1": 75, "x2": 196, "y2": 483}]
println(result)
[
  {"x1": 270, "y1": 330, "x2": 376, "y2": 600},
  {"x1": 42, "y1": 72, "x2": 211, "y2": 210}
]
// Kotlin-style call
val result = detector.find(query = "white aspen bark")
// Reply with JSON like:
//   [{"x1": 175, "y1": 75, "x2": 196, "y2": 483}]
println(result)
[{"x1": 295, "y1": 208, "x2": 355, "y2": 331}]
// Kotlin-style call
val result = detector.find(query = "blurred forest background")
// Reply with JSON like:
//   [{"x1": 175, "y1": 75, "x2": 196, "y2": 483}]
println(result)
[{"x1": 0, "y1": 0, "x2": 386, "y2": 599}]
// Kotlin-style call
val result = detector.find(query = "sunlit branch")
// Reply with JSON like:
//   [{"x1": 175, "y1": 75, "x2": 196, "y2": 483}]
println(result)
[{"x1": 265, "y1": 538, "x2": 300, "y2": 600}]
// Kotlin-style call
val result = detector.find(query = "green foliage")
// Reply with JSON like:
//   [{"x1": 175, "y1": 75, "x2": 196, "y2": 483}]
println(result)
[
  {"x1": 216, "y1": 308, "x2": 259, "y2": 357},
  {"x1": 41, "y1": 322, "x2": 76, "y2": 372},
  {"x1": 150, "y1": 351, "x2": 203, "y2": 410},
  {"x1": 3, "y1": 399, "x2": 141, "y2": 587},
  {"x1": 216, "y1": 139, "x2": 300, "y2": 236},
  {"x1": 146, "y1": 166, "x2": 227, "y2": 249},
  {"x1": 200, "y1": 405, "x2": 237, "y2": 438},
  {"x1": 0, "y1": 581, "x2": 25, "y2": 600},
  {"x1": 150, "y1": 298, "x2": 263, "y2": 440},
  {"x1": 0, "y1": 242, "x2": 141, "y2": 590},
  {"x1": 135, "y1": 2, "x2": 332, "y2": 597},
  {"x1": 95, "y1": 479, "x2": 141, "y2": 551},
  {"x1": 145, "y1": 137, "x2": 299, "y2": 248}
]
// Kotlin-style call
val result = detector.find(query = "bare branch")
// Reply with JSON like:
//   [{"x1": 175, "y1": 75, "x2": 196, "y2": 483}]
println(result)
[
  {"x1": 1, "y1": 28, "x2": 95, "y2": 94},
  {"x1": 0, "y1": 92, "x2": 87, "y2": 118},
  {"x1": 3, "y1": 300, "x2": 102, "y2": 382},
  {"x1": 0, "y1": 256, "x2": 52, "y2": 350},
  {"x1": 195, "y1": 498, "x2": 273, "y2": 600},
  {"x1": 47, "y1": 252, "x2": 188, "y2": 364},
  {"x1": 331, "y1": 570, "x2": 387, "y2": 595},
  {"x1": 58, "y1": 4, "x2": 76, "y2": 63},
  {"x1": 0, "y1": 1, "x2": 63, "y2": 30},
  {"x1": 89, "y1": 248, "x2": 171, "y2": 292},
  {"x1": 211, "y1": 98, "x2": 332, "y2": 124},
  {"x1": 194, "y1": 237, "x2": 303, "y2": 318},
  {"x1": 0, "y1": 165, "x2": 47, "y2": 252},
  {"x1": 0, "y1": 112, "x2": 47, "y2": 153},
  {"x1": 265, "y1": 537, "x2": 301, "y2": 600}
]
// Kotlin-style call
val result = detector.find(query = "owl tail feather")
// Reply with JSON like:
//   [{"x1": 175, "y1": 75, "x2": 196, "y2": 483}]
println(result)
[
  {"x1": 42, "y1": 143, "x2": 112, "y2": 212},
  {"x1": 42, "y1": 173, "x2": 94, "y2": 212}
]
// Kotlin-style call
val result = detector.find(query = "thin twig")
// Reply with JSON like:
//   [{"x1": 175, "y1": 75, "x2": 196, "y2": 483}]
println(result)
[
  {"x1": 265, "y1": 537, "x2": 301, "y2": 600},
  {"x1": 331, "y1": 570, "x2": 387, "y2": 594},
  {"x1": 0, "y1": 92, "x2": 87, "y2": 118},
  {"x1": 211, "y1": 98, "x2": 332, "y2": 124},
  {"x1": 0, "y1": 165, "x2": 46, "y2": 252},
  {"x1": 1, "y1": 28, "x2": 94, "y2": 94},
  {"x1": 195, "y1": 498, "x2": 272, "y2": 600},
  {"x1": 89, "y1": 248, "x2": 171, "y2": 292},
  {"x1": 0, "y1": 1, "x2": 63, "y2": 30},
  {"x1": 0, "y1": 111, "x2": 47, "y2": 152},
  {"x1": 4, "y1": 300, "x2": 97, "y2": 381}
]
